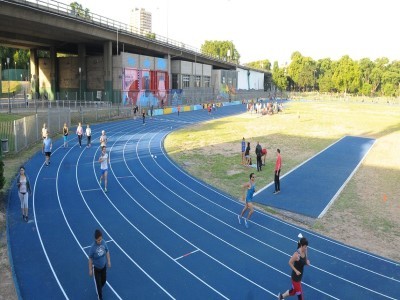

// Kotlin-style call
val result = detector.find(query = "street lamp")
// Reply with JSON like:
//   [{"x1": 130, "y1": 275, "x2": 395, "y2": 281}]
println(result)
[
  {"x1": 14, "y1": 61, "x2": 16, "y2": 80},
  {"x1": 78, "y1": 67, "x2": 82, "y2": 105},
  {"x1": 6, "y1": 58, "x2": 11, "y2": 113}
]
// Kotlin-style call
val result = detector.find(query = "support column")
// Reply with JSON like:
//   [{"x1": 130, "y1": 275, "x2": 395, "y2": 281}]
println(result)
[
  {"x1": 50, "y1": 46, "x2": 56, "y2": 100},
  {"x1": 78, "y1": 44, "x2": 87, "y2": 100},
  {"x1": 30, "y1": 49, "x2": 38, "y2": 99},
  {"x1": 166, "y1": 54, "x2": 171, "y2": 90},
  {"x1": 103, "y1": 41, "x2": 113, "y2": 103}
]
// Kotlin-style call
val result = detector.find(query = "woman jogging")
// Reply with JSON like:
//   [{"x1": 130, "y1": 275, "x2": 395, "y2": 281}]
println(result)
[
  {"x1": 16, "y1": 166, "x2": 31, "y2": 222},
  {"x1": 76, "y1": 122, "x2": 83, "y2": 148},
  {"x1": 63, "y1": 123, "x2": 69, "y2": 148},
  {"x1": 85, "y1": 124, "x2": 92, "y2": 148},
  {"x1": 238, "y1": 172, "x2": 256, "y2": 228},
  {"x1": 278, "y1": 237, "x2": 310, "y2": 300},
  {"x1": 98, "y1": 146, "x2": 109, "y2": 192}
]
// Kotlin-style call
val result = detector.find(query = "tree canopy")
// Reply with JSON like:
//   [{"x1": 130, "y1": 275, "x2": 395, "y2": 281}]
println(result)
[
  {"x1": 254, "y1": 51, "x2": 400, "y2": 96},
  {"x1": 200, "y1": 40, "x2": 240, "y2": 63}
]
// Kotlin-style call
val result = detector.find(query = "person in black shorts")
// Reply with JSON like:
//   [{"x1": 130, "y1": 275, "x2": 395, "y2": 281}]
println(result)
[{"x1": 277, "y1": 237, "x2": 310, "y2": 300}]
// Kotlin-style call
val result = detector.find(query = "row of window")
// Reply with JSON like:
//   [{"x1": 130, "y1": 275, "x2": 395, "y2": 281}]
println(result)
[{"x1": 172, "y1": 74, "x2": 211, "y2": 89}]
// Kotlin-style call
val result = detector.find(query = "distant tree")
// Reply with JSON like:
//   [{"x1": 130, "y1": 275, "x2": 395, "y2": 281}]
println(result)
[
  {"x1": 332, "y1": 55, "x2": 360, "y2": 93},
  {"x1": 272, "y1": 61, "x2": 288, "y2": 91},
  {"x1": 244, "y1": 59, "x2": 271, "y2": 71},
  {"x1": 200, "y1": 40, "x2": 240, "y2": 63},
  {"x1": 70, "y1": 2, "x2": 91, "y2": 19},
  {"x1": 146, "y1": 32, "x2": 156, "y2": 39}
]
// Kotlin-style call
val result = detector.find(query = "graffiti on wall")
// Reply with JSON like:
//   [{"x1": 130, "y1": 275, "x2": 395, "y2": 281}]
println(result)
[{"x1": 122, "y1": 67, "x2": 169, "y2": 107}]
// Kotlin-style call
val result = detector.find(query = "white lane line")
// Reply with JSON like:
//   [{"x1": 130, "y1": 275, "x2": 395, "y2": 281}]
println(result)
[
  {"x1": 144, "y1": 128, "x2": 396, "y2": 298},
  {"x1": 174, "y1": 249, "x2": 200, "y2": 261},
  {"x1": 81, "y1": 188, "x2": 102, "y2": 192}
]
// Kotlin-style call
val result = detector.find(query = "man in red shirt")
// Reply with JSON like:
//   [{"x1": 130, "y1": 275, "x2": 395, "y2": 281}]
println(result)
[{"x1": 273, "y1": 149, "x2": 281, "y2": 194}]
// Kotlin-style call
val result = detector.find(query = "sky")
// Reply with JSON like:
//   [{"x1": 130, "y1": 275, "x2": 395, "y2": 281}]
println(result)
[{"x1": 61, "y1": 0, "x2": 399, "y2": 65}]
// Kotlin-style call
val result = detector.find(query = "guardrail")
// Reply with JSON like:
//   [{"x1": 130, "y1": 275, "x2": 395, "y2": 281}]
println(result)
[{"x1": 11, "y1": 0, "x2": 235, "y2": 65}]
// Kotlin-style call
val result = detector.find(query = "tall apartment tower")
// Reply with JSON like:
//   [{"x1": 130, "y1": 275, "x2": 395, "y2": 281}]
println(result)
[{"x1": 130, "y1": 8, "x2": 152, "y2": 34}]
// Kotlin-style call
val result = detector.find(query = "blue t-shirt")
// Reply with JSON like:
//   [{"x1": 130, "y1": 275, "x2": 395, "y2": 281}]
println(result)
[
  {"x1": 246, "y1": 182, "x2": 256, "y2": 202},
  {"x1": 43, "y1": 138, "x2": 52, "y2": 152},
  {"x1": 241, "y1": 141, "x2": 246, "y2": 152},
  {"x1": 89, "y1": 240, "x2": 108, "y2": 269}
]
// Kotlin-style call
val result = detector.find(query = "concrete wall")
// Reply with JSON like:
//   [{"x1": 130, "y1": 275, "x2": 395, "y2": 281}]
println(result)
[
  {"x1": 237, "y1": 67, "x2": 265, "y2": 90},
  {"x1": 87, "y1": 56, "x2": 104, "y2": 90},
  {"x1": 139, "y1": 55, "x2": 154, "y2": 70},
  {"x1": 38, "y1": 58, "x2": 52, "y2": 98},
  {"x1": 59, "y1": 57, "x2": 79, "y2": 89}
]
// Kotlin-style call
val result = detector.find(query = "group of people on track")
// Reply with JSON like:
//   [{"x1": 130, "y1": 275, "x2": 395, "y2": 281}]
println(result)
[{"x1": 17, "y1": 114, "x2": 307, "y2": 299}]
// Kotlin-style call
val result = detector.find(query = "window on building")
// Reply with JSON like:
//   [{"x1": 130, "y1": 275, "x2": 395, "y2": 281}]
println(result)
[
  {"x1": 204, "y1": 76, "x2": 210, "y2": 87},
  {"x1": 182, "y1": 74, "x2": 190, "y2": 88},
  {"x1": 195, "y1": 75, "x2": 201, "y2": 87},
  {"x1": 222, "y1": 76, "x2": 226, "y2": 84},
  {"x1": 172, "y1": 74, "x2": 178, "y2": 89}
]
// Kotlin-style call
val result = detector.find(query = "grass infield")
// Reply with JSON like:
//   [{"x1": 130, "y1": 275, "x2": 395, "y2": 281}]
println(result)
[{"x1": 165, "y1": 100, "x2": 400, "y2": 261}]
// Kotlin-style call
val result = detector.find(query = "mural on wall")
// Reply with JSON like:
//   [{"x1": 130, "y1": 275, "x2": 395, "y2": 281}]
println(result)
[
  {"x1": 218, "y1": 83, "x2": 236, "y2": 100},
  {"x1": 170, "y1": 89, "x2": 183, "y2": 106},
  {"x1": 122, "y1": 67, "x2": 169, "y2": 107}
]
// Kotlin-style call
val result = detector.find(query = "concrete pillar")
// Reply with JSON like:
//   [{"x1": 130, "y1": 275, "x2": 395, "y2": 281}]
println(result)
[
  {"x1": 78, "y1": 44, "x2": 87, "y2": 100},
  {"x1": 103, "y1": 41, "x2": 113, "y2": 102},
  {"x1": 50, "y1": 46, "x2": 56, "y2": 100},
  {"x1": 30, "y1": 49, "x2": 38, "y2": 99},
  {"x1": 165, "y1": 54, "x2": 171, "y2": 90}
]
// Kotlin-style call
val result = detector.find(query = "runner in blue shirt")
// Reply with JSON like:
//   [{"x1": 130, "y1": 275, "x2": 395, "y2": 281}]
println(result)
[
  {"x1": 238, "y1": 172, "x2": 256, "y2": 228},
  {"x1": 42, "y1": 132, "x2": 52, "y2": 166}
]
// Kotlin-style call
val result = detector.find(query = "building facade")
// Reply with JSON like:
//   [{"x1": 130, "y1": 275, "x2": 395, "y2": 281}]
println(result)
[{"x1": 130, "y1": 8, "x2": 152, "y2": 34}]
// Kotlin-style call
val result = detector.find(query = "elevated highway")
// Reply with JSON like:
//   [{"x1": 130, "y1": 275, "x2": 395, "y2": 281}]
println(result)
[{"x1": 0, "y1": 0, "x2": 234, "y2": 68}]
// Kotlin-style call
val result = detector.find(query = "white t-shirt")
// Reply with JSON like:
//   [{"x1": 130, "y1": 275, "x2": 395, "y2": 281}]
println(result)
[
  {"x1": 100, "y1": 135, "x2": 107, "y2": 147},
  {"x1": 86, "y1": 127, "x2": 92, "y2": 136},
  {"x1": 100, "y1": 153, "x2": 108, "y2": 170}
]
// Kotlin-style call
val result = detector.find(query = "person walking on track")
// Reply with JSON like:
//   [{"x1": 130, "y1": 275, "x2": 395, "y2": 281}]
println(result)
[{"x1": 88, "y1": 229, "x2": 111, "y2": 300}]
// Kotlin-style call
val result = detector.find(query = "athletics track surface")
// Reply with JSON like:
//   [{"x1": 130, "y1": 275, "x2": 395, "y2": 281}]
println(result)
[
  {"x1": 7, "y1": 104, "x2": 400, "y2": 299},
  {"x1": 254, "y1": 136, "x2": 376, "y2": 218}
]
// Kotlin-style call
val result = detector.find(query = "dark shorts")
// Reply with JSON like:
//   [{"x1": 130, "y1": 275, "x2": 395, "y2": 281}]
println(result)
[{"x1": 45, "y1": 151, "x2": 51, "y2": 157}]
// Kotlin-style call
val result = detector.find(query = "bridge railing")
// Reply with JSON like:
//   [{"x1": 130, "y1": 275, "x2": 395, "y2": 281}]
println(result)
[{"x1": 16, "y1": 0, "x2": 233, "y2": 64}]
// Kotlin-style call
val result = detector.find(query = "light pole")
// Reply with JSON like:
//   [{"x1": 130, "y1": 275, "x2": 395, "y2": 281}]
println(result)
[
  {"x1": 14, "y1": 61, "x2": 16, "y2": 80},
  {"x1": 166, "y1": 0, "x2": 169, "y2": 43},
  {"x1": 78, "y1": 67, "x2": 82, "y2": 109},
  {"x1": 7, "y1": 57, "x2": 11, "y2": 114}
]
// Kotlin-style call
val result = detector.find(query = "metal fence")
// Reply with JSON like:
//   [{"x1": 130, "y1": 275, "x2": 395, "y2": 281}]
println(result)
[
  {"x1": 0, "y1": 105, "x2": 136, "y2": 154},
  {"x1": 1, "y1": 109, "x2": 70, "y2": 154}
]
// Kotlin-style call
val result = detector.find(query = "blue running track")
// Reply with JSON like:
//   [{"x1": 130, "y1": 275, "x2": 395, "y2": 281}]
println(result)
[
  {"x1": 7, "y1": 104, "x2": 400, "y2": 299},
  {"x1": 254, "y1": 136, "x2": 376, "y2": 218}
]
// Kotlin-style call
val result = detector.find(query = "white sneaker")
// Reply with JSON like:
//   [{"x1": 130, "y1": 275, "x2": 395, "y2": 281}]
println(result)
[
  {"x1": 237, "y1": 215, "x2": 241, "y2": 224},
  {"x1": 244, "y1": 219, "x2": 249, "y2": 228}
]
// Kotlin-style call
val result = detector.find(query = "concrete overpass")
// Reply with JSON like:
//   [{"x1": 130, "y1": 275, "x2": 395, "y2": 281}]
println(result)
[{"x1": 0, "y1": 0, "x2": 238, "y2": 101}]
